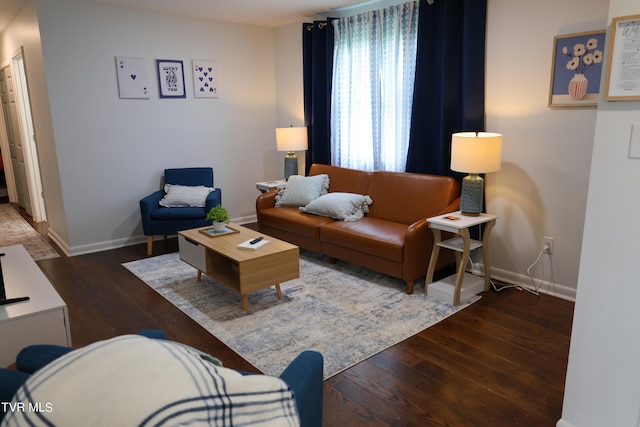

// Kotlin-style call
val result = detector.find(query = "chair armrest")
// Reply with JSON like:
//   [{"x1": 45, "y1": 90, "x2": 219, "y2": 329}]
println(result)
[
  {"x1": 140, "y1": 191, "x2": 164, "y2": 220},
  {"x1": 204, "y1": 188, "x2": 222, "y2": 212},
  {"x1": 279, "y1": 350, "x2": 323, "y2": 427}
]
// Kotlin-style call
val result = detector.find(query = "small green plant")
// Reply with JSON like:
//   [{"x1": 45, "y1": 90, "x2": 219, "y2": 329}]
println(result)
[{"x1": 206, "y1": 204, "x2": 230, "y2": 224}]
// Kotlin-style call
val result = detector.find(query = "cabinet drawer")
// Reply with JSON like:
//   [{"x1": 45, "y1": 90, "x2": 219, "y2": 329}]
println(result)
[{"x1": 178, "y1": 235, "x2": 206, "y2": 272}]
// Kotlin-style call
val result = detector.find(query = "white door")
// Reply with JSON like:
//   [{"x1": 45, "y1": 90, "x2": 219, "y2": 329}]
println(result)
[{"x1": 0, "y1": 63, "x2": 32, "y2": 215}]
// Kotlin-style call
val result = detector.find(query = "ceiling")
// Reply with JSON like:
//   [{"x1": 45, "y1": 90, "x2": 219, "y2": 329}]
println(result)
[{"x1": 0, "y1": 0, "x2": 371, "y2": 33}]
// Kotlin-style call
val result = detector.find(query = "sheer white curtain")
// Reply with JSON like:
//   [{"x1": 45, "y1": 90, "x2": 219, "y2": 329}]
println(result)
[{"x1": 331, "y1": 1, "x2": 419, "y2": 172}]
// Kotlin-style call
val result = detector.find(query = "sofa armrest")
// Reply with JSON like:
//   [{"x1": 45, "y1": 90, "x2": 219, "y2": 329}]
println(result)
[
  {"x1": 256, "y1": 190, "x2": 278, "y2": 211},
  {"x1": 279, "y1": 351, "x2": 323, "y2": 427},
  {"x1": 442, "y1": 197, "x2": 461, "y2": 215}
]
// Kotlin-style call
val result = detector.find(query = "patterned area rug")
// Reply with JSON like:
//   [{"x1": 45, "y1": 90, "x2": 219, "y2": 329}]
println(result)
[
  {"x1": 0, "y1": 204, "x2": 59, "y2": 261},
  {"x1": 123, "y1": 251, "x2": 479, "y2": 379}
]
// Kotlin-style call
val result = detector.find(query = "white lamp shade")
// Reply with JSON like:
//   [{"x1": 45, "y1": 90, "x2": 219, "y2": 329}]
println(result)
[
  {"x1": 450, "y1": 132, "x2": 502, "y2": 174},
  {"x1": 276, "y1": 127, "x2": 308, "y2": 152}
]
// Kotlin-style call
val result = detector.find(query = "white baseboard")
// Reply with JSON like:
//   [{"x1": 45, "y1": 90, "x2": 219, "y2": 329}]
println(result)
[
  {"x1": 48, "y1": 217, "x2": 576, "y2": 303},
  {"x1": 556, "y1": 419, "x2": 577, "y2": 427},
  {"x1": 489, "y1": 266, "x2": 576, "y2": 302},
  {"x1": 46, "y1": 228, "x2": 70, "y2": 257},
  {"x1": 49, "y1": 215, "x2": 259, "y2": 257}
]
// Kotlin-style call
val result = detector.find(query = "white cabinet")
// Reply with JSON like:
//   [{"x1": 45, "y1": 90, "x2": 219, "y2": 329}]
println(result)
[{"x1": 0, "y1": 245, "x2": 71, "y2": 366}]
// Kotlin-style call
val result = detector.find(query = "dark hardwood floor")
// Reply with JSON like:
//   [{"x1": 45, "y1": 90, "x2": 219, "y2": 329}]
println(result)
[{"x1": 17, "y1": 205, "x2": 574, "y2": 426}]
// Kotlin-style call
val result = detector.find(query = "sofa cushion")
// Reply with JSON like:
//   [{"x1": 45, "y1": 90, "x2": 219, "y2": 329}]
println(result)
[
  {"x1": 275, "y1": 174, "x2": 329, "y2": 207},
  {"x1": 366, "y1": 171, "x2": 459, "y2": 223},
  {"x1": 260, "y1": 206, "x2": 334, "y2": 239},
  {"x1": 300, "y1": 193, "x2": 373, "y2": 221},
  {"x1": 308, "y1": 164, "x2": 372, "y2": 194},
  {"x1": 320, "y1": 217, "x2": 407, "y2": 262},
  {"x1": 159, "y1": 184, "x2": 214, "y2": 207}
]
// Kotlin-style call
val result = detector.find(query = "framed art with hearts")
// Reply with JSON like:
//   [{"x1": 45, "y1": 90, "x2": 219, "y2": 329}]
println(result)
[
  {"x1": 156, "y1": 59, "x2": 186, "y2": 98},
  {"x1": 115, "y1": 57, "x2": 150, "y2": 99},
  {"x1": 192, "y1": 60, "x2": 219, "y2": 98}
]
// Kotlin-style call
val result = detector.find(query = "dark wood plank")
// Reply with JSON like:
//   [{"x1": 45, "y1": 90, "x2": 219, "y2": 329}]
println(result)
[{"x1": 15, "y1": 208, "x2": 573, "y2": 426}]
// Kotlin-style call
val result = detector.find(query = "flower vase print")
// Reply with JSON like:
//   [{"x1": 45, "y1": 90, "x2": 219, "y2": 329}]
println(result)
[
  {"x1": 549, "y1": 30, "x2": 606, "y2": 108},
  {"x1": 564, "y1": 38, "x2": 602, "y2": 100}
]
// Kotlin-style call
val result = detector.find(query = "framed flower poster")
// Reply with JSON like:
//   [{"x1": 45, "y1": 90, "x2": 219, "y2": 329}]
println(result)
[
  {"x1": 548, "y1": 30, "x2": 606, "y2": 108},
  {"x1": 604, "y1": 14, "x2": 640, "y2": 101},
  {"x1": 156, "y1": 59, "x2": 186, "y2": 98}
]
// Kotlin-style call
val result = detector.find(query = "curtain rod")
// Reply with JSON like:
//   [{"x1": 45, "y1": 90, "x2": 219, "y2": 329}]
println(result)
[{"x1": 306, "y1": 22, "x2": 327, "y2": 31}]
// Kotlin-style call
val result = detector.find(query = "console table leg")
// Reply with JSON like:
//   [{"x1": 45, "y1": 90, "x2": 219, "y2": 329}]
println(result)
[
  {"x1": 276, "y1": 284, "x2": 283, "y2": 300},
  {"x1": 453, "y1": 228, "x2": 471, "y2": 306},
  {"x1": 425, "y1": 228, "x2": 442, "y2": 291},
  {"x1": 481, "y1": 220, "x2": 496, "y2": 292}
]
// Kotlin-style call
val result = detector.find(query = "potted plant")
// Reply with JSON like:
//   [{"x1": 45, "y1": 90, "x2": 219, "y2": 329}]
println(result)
[{"x1": 206, "y1": 204, "x2": 230, "y2": 231}]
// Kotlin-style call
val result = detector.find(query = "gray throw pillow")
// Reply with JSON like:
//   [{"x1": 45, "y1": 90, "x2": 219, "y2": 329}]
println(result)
[
  {"x1": 275, "y1": 174, "x2": 329, "y2": 207},
  {"x1": 159, "y1": 184, "x2": 214, "y2": 207},
  {"x1": 300, "y1": 192, "x2": 373, "y2": 221}
]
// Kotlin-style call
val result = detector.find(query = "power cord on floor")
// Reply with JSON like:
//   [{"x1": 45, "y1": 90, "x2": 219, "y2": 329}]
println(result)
[{"x1": 468, "y1": 249, "x2": 554, "y2": 296}]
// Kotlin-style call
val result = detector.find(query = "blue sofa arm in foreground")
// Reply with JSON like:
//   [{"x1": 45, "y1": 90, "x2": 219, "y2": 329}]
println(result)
[{"x1": 0, "y1": 333, "x2": 323, "y2": 426}]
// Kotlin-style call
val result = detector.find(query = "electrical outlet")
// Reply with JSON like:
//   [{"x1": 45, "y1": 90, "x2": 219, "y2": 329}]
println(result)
[{"x1": 543, "y1": 236, "x2": 554, "y2": 254}]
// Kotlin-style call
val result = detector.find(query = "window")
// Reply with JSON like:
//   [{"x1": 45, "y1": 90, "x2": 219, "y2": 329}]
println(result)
[{"x1": 331, "y1": 2, "x2": 419, "y2": 172}]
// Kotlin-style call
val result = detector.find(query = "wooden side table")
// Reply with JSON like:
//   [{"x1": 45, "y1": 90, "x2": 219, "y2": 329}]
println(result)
[{"x1": 425, "y1": 211, "x2": 497, "y2": 305}]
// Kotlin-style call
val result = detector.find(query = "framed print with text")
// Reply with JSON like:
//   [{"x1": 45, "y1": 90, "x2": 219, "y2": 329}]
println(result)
[
  {"x1": 604, "y1": 14, "x2": 640, "y2": 101},
  {"x1": 548, "y1": 30, "x2": 606, "y2": 108},
  {"x1": 156, "y1": 59, "x2": 186, "y2": 98}
]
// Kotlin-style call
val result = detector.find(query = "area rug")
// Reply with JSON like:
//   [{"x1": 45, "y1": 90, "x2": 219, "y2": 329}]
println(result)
[
  {"x1": 123, "y1": 251, "x2": 479, "y2": 378},
  {"x1": 0, "y1": 204, "x2": 59, "y2": 260}
]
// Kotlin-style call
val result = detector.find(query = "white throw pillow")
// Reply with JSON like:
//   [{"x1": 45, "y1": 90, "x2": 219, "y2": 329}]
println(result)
[
  {"x1": 300, "y1": 192, "x2": 373, "y2": 221},
  {"x1": 275, "y1": 174, "x2": 329, "y2": 207},
  {"x1": 159, "y1": 184, "x2": 213, "y2": 207}
]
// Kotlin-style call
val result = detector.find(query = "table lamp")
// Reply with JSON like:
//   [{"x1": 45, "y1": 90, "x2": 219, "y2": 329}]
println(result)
[
  {"x1": 276, "y1": 126, "x2": 308, "y2": 180},
  {"x1": 450, "y1": 132, "x2": 502, "y2": 216}
]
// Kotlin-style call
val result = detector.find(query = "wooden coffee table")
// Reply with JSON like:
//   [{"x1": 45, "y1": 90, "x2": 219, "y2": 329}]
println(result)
[{"x1": 178, "y1": 224, "x2": 299, "y2": 310}]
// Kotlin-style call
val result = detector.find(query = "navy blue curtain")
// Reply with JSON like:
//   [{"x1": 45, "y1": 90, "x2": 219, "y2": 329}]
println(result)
[
  {"x1": 405, "y1": 0, "x2": 487, "y2": 176},
  {"x1": 302, "y1": 20, "x2": 335, "y2": 174},
  {"x1": 303, "y1": 0, "x2": 486, "y2": 177}
]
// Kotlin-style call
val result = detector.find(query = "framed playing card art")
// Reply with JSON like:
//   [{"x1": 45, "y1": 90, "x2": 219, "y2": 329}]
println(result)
[
  {"x1": 192, "y1": 60, "x2": 219, "y2": 98},
  {"x1": 156, "y1": 59, "x2": 186, "y2": 98},
  {"x1": 115, "y1": 57, "x2": 150, "y2": 99}
]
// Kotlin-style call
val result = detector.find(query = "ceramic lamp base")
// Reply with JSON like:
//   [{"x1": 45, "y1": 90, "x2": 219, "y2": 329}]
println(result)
[
  {"x1": 460, "y1": 174, "x2": 484, "y2": 216},
  {"x1": 284, "y1": 152, "x2": 298, "y2": 180}
]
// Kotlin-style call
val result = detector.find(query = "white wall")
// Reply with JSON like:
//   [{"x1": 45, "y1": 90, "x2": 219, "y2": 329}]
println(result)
[
  {"x1": 486, "y1": 0, "x2": 609, "y2": 299},
  {"x1": 558, "y1": 0, "x2": 640, "y2": 425},
  {"x1": 0, "y1": 0, "x2": 67, "y2": 244},
  {"x1": 275, "y1": 22, "x2": 307, "y2": 175},
  {"x1": 33, "y1": 0, "x2": 278, "y2": 255}
]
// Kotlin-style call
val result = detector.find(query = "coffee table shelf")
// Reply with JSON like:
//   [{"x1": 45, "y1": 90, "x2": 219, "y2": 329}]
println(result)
[{"x1": 178, "y1": 224, "x2": 299, "y2": 310}]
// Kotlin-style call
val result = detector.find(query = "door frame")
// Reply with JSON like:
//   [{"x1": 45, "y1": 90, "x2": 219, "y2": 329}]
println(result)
[{"x1": 0, "y1": 47, "x2": 46, "y2": 222}]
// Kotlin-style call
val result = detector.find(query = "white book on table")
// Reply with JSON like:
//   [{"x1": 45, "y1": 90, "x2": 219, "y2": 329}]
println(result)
[{"x1": 237, "y1": 239, "x2": 269, "y2": 250}]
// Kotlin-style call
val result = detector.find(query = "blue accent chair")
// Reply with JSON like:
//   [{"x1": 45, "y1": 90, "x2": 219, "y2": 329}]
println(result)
[
  {"x1": 140, "y1": 167, "x2": 221, "y2": 255},
  {"x1": 0, "y1": 332, "x2": 324, "y2": 427}
]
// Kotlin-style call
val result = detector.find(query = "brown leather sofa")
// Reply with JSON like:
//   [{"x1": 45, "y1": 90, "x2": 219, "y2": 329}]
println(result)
[{"x1": 256, "y1": 164, "x2": 461, "y2": 294}]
